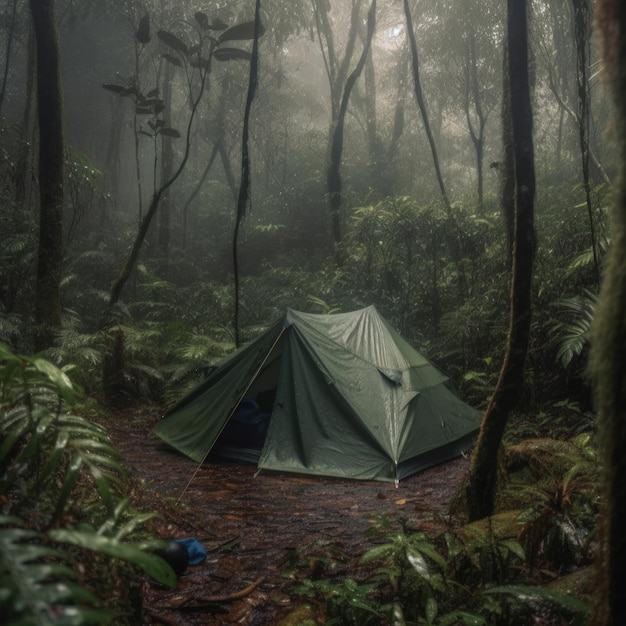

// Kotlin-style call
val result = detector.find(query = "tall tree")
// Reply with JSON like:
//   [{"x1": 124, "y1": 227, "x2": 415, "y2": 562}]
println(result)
[
  {"x1": 156, "y1": 57, "x2": 175, "y2": 259},
  {"x1": 30, "y1": 0, "x2": 64, "y2": 351},
  {"x1": 313, "y1": 0, "x2": 361, "y2": 123},
  {"x1": 0, "y1": 0, "x2": 18, "y2": 117},
  {"x1": 462, "y1": 5, "x2": 489, "y2": 208},
  {"x1": 233, "y1": 0, "x2": 262, "y2": 347},
  {"x1": 107, "y1": 13, "x2": 260, "y2": 307},
  {"x1": 539, "y1": 0, "x2": 610, "y2": 184},
  {"x1": 590, "y1": 2, "x2": 626, "y2": 623},
  {"x1": 313, "y1": 0, "x2": 365, "y2": 248},
  {"x1": 326, "y1": 0, "x2": 377, "y2": 251},
  {"x1": 403, "y1": 0, "x2": 450, "y2": 212},
  {"x1": 466, "y1": 0, "x2": 536, "y2": 522},
  {"x1": 572, "y1": 0, "x2": 600, "y2": 286}
]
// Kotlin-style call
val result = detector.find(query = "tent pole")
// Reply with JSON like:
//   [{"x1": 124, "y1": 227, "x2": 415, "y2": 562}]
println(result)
[{"x1": 176, "y1": 325, "x2": 287, "y2": 504}]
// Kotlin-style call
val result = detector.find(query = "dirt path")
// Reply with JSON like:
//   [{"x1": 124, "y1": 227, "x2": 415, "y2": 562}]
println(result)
[{"x1": 108, "y1": 412, "x2": 470, "y2": 625}]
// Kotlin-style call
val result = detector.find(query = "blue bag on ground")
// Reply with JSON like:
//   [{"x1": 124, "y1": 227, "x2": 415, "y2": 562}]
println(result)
[{"x1": 172, "y1": 538, "x2": 207, "y2": 565}]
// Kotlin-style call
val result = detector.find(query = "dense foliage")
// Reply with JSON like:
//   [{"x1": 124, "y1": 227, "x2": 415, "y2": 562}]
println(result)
[
  {"x1": 0, "y1": 343, "x2": 176, "y2": 624},
  {"x1": 0, "y1": 0, "x2": 610, "y2": 409},
  {"x1": 0, "y1": 0, "x2": 616, "y2": 621}
]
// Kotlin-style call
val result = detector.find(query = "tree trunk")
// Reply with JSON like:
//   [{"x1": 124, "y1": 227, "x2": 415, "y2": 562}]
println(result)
[
  {"x1": 403, "y1": 0, "x2": 450, "y2": 213},
  {"x1": 108, "y1": 40, "x2": 210, "y2": 308},
  {"x1": 233, "y1": 0, "x2": 262, "y2": 347},
  {"x1": 327, "y1": 0, "x2": 377, "y2": 252},
  {"x1": 572, "y1": 0, "x2": 600, "y2": 286},
  {"x1": 313, "y1": 0, "x2": 360, "y2": 122},
  {"x1": 182, "y1": 142, "x2": 219, "y2": 250},
  {"x1": 464, "y1": 26, "x2": 486, "y2": 207},
  {"x1": 314, "y1": 0, "x2": 362, "y2": 251},
  {"x1": 466, "y1": 0, "x2": 536, "y2": 522},
  {"x1": 30, "y1": 0, "x2": 64, "y2": 352},
  {"x1": 15, "y1": 22, "x2": 36, "y2": 212},
  {"x1": 589, "y1": 3, "x2": 626, "y2": 623},
  {"x1": 501, "y1": 45, "x2": 516, "y2": 255},
  {"x1": 157, "y1": 60, "x2": 175, "y2": 258},
  {"x1": 0, "y1": 0, "x2": 18, "y2": 117},
  {"x1": 363, "y1": 42, "x2": 383, "y2": 190}
]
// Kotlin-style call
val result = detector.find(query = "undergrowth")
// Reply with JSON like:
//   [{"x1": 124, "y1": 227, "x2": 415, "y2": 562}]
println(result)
[
  {"x1": 288, "y1": 423, "x2": 598, "y2": 626},
  {"x1": 0, "y1": 343, "x2": 175, "y2": 625}
]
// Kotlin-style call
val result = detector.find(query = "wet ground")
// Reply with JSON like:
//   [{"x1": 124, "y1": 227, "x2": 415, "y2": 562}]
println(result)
[{"x1": 108, "y1": 411, "x2": 470, "y2": 625}]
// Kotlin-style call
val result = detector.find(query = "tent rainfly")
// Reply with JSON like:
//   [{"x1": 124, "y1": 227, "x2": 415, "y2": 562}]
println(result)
[{"x1": 154, "y1": 306, "x2": 482, "y2": 483}]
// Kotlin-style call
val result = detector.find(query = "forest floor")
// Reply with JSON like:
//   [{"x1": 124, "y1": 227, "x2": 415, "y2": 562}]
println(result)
[{"x1": 107, "y1": 409, "x2": 470, "y2": 626}]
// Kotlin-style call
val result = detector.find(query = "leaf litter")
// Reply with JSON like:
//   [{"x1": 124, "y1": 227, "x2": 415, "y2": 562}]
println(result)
[{"x1": 107, "y1": 410, "x2": 469, "y2": 624}]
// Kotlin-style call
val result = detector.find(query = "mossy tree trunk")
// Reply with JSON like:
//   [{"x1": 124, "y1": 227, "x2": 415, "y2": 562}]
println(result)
[
  {"x1": 30, "y1": 0, "x2": 64, "y2": 352},
  {"x1": 590, "y1": 2, "x2": 626, "y2": 623},
  {"x1": 466, "y1": 0, "x2": 536, "y2": 522}
]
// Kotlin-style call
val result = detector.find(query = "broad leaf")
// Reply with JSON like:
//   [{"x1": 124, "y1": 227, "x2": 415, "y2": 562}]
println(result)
[
  {"x1": 32, "y1": 358, "x2": 75, "y2": 403},
  {"x1": 50, "y1": 528, "x2": 177, "y2": 587},
  {"x1": 213, "y1": 47, "x2": 252, "y2": 62},
  {"x1": 102, "y1": 83, "x2": 128, "y2": 95},
  {"x1": 209, "y1": 18, "x2": 229, "y2": 31},
  {"x1": 141, "y1": 97, "x2": 164, "y2": 108},
  {"x1": 426, "y1": 596, "x2": 438, "y2": 624},
  {"x1": 136, "y1": 13, "x2": 150, "y2": 44},
  {"x1": 162, "y1": 53, "x2": 182, "y2": 67},
  {"x1": 157, "y1": 30, "x2": 189, "y2": 56},
  {"x1": 195, "y1": 12, "x2": 209, "y2": 29},
  {"x1": 0, "y1": 517, "x2": 115, "y2": 625},
  {"x1": 406, "y1": 549, "x2": 429, "y2": 577},
  {"x1": 190, "y1": 56, "x2": 211, "y2": 70},
  {"x1": 216, "y1": 20, "x2": 265, "y2": 45},
  {"x1": 499, "y1": 539, "x2": 526, "y2": 561},
  {"x1": 159, "y1": 128, "x2": 181, "y2": 138}
]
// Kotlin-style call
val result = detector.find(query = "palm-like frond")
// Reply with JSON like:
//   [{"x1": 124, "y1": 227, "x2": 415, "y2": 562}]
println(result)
[
  {"x1": 1, "y1": 346, "x2": 125, "y2": 523},
  {"x1": 0, "y1": 314, "x2": 21, "y2": 345},
  {"x1": 1, "y1": 343, "x2": 177, "y2": 625},
  {"x1": 566, "y1": 234, "x2": 610, "y2": 277},
  {"x1": 0, "y1": 515, "x2": 114, "y2": 625},
  {"x1": 550, "y1": 290, "x2": 597, "y2": 368}
]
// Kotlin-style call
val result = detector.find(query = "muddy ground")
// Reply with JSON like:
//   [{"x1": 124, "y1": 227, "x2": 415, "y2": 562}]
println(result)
[{"x1": 108, "y1": 411, "x2": 470, "y2": 625}]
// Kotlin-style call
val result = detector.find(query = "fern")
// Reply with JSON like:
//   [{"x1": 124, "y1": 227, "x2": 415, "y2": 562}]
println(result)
[
  {"x1": 550, "y1": 290, "x2": 597, "y2": 368},
  {"x1": 0, "y1": 348, "x2": 124, "y2": 522},
  {"x1": 0, "y1": 343, "x2": 177, "y2": 625},
  {"x1": 0, "y1": 515, "x2": 115, "y2": 625}
]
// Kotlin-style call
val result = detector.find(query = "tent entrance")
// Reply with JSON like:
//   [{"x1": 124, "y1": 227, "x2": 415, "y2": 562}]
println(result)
[{"x1": 210, "y1": 348, "x2": 282, "y2": 463}]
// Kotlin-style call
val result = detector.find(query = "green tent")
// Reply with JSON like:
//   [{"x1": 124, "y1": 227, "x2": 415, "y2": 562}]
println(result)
[{"x1": 154, "y1": 306, "x2": 481, "y2": 483}]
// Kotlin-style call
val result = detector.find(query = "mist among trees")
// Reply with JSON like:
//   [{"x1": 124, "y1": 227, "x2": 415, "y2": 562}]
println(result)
[{"x1": 2, "y1": 0, "x2": 625, "y2": 623}]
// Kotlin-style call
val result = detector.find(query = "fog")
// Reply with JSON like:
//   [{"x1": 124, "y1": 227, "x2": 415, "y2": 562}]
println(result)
[{"x1": 0, "y1": 0, "x2": 613, "y2": 407}]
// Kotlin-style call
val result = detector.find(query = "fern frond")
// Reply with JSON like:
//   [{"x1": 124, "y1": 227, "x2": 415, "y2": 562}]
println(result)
[
  {"x1": 550, "y1": 291, "x2": 597, "y2": 368},
  {"x1": 50, "y1": 526, "x2": 176, "y2": 588},
  {"x1": 0, "y1": 515, "x2": 114, "y2": 625}
]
